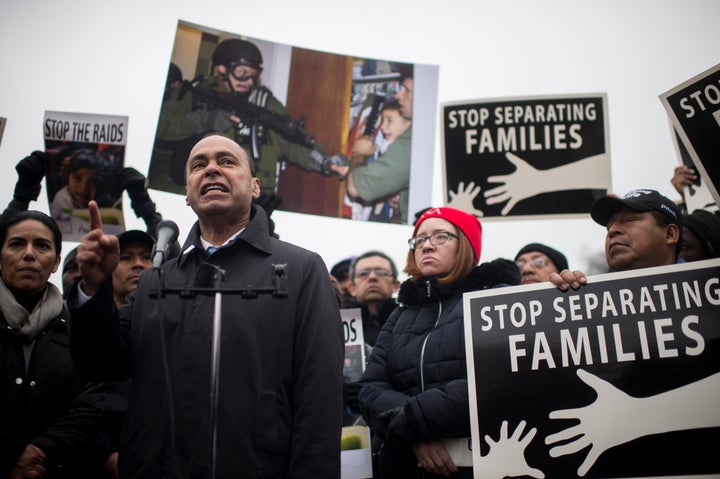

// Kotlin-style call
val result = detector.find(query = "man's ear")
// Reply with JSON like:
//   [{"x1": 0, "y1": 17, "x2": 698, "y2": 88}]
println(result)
[
  {"x1": 666, "y1": 223, "x2": 681, "y2": 246},
  {"x1": 347, "y1": 280, "x2": 356, "y2": 298},
  {"x1": 392, "y1": 280, "x2": 400, "y2": 293}
]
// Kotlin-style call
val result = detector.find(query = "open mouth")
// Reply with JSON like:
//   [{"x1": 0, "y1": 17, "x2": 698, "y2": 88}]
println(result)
[{"x1": 201, "y1": 184, "x2": 228, "y2": 195}]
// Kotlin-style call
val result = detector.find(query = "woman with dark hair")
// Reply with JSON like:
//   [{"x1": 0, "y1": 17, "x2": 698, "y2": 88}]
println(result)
[
  {"x1": 0, "y1": 210, "x2": 104, "y2": 478},
  {"x1": 359, "y1": 207, "x2": 520, "y2": 478}
]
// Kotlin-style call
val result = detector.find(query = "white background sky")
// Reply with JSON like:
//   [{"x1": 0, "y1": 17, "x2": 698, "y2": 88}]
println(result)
[{"x1": 1, "y1": 0, "x2": 718, "y2": 288}]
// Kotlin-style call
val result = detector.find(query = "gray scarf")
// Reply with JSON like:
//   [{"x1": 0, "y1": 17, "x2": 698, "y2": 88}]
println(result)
[{"x1": 0, "y1": 278, "x2": 64, "y2": 342}]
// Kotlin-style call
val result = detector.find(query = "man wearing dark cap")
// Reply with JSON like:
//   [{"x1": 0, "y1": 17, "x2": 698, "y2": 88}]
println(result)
[
  {"x1": 111, "y1": 230, "x2": 154, "y2": 308},
  {"x1": 552, "y1": 189, "x2": 684, "y2": 290},
  {"x1": 680, "y1": 209, "x2": 720, "y2": 262},
  {"x1": 514, "y1": 243, "x2": 568, "y2": 285},
  {"x1": 590, "y1": 189, "x2": 683, "y2": 272}
]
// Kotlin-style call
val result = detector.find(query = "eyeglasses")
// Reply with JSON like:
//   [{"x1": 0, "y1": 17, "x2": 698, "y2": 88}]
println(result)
[
  {"x1": 355, "y1": 268, "x2": 393, "y2": 279},
  {"x1": 515, "y1": 257, "x2": 549, "y2": 269},
  {"x1": 408, "y1": 231, "x2": 458, "y2": 250}
]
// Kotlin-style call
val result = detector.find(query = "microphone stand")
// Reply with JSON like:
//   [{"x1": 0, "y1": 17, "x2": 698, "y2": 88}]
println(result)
[
  {"x1": 208, "y1": 266, "x2": 224, "y2": 479},
  {"x1": 150, "y1": 263, "x2": 288, "y2": 479}
]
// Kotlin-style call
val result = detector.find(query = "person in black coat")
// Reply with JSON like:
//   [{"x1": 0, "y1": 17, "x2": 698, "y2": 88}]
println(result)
[
  {"x1": 359, "y1": 207, "x2": 519, "y2": 478},
  {"x1": 0, "y1": 210, "x2": 104, "y2": 478},
  {"x1": 69, "y1": 135, "x2": 343, "y2": 479}
]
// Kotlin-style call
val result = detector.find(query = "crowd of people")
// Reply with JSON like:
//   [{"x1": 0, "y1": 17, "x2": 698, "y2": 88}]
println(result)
[{"x1": 1, "y1": 36, "x2": 718, "y2": 479}]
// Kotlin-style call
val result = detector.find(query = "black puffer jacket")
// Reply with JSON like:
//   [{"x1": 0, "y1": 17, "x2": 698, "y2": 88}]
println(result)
[
  {"x1": 0, "y1": 307, "x2": 105, "y2": 478},
  {"x1": 359, "y1": 259, "x2": 519, "y2": 442}
]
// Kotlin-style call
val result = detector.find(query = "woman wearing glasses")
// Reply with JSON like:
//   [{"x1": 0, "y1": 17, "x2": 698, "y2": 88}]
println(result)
[{"x1": 359, "y1": 207, "x2": 519, "y2": 478}]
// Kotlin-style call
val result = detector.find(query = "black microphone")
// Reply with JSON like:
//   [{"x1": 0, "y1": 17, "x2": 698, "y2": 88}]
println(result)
[{"x1": 152, "y1": 220, "x2": 180, "y2": 268}]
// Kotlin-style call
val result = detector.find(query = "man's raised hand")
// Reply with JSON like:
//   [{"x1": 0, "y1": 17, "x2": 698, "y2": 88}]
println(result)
[{"x1": 76, "y1": 201, "x2": 119, "y2": 296}]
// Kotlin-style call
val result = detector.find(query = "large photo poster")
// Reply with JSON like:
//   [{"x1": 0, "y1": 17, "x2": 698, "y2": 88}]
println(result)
[
  {"x1": 660, "y1": 62, "x2": 720, "y2": 209},
  {"x1": 44, "y1": 110, "x2": 128, "y2": 241},
  {"x1": 148, "y1": 20, "x2": 436, "y2": 225},
  {"x1": 463, "y1": 259, "x2": 720, "y2": 478},
  {"x1": 442, "y1": 94, "x2": 611, "y2": 220}
]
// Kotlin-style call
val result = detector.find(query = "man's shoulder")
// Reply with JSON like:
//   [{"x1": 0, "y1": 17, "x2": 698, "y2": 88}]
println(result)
[{"x1": 270, "y1": 237, "x2": 322, "y2": 262}]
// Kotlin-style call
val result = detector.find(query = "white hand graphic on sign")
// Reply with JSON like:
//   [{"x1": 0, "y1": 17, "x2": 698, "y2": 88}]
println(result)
[
  {"x1": 478, "y1": 420, "x2": 545, "y2": 479},
  {"x1": 484, "y1": 152, "x2": 608, "y2": 215},
  {"x1": 447, "y1": 181, "x2": 485, "y2": 217},
  {"x1": 546, "y1": 368, "x2": 720, "y2": 477}
]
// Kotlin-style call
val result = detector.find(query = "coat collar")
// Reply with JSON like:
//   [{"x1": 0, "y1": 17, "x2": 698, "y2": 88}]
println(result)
[
  {"x1": 397, "y1": 258, "x2": 521, "y2": 307},
  {"x1": 177, "y1": 204, "x2": 272, "y2": 266}
]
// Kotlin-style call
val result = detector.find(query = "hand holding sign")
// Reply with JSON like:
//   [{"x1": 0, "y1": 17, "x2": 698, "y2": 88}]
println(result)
[
  {"x1": 413, "y1": 440, "x2": 458, "y2": 476},
  {"x1": 76, "y1": 200, "x2": 119, "y2": 296}
]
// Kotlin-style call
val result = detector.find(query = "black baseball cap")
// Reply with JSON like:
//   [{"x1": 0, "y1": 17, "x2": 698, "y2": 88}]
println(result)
[
  {"x1": 590, "y1": 189, "x2": 682, "y2": 228},
  {"x1": 117, "y1": 230, "x2": 155, "y2": 250}
]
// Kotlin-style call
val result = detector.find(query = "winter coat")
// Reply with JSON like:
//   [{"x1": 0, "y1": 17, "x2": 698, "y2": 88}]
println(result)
[
  {"x1": 70, "y1": 205, "x2": 343, "y2": 479},
  {"x1": 1, "y1": 305, "x2": 104, "y2": 478},
  {"x1": 359, "y1": 259, "x2": 520, "y2": 476}
]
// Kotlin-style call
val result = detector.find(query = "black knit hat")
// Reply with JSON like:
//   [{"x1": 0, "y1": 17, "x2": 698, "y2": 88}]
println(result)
[
  {"x1": 683, "y1": 209, "x2": 720, "y2": 259},
  {"x1": 515, "y1": 243, "x2": 569, "y2": 271},
  {"x1": 62, "y1": 247, "x2": 78, "y2": 273}
]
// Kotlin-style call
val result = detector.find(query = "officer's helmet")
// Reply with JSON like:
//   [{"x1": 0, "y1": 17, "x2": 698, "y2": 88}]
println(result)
[{"x1": 212, "y1": 39, "x2": 263, "y2": 70}]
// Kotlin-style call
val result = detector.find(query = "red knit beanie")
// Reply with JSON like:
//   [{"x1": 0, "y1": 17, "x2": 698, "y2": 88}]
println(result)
[{"x1": 413, "y1": 207, "x2": 482, "y2": 262}]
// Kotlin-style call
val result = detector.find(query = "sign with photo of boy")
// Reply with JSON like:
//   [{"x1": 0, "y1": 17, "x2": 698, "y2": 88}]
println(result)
[
  {"x1": 44, "y1": 110, "x2": 127, "y2": 241},
  {"x1": 148, "y1": 20, "x2": 436, "y2": 224},
  {"x1": 442, "y1": 94, "x2": 611, "y2": 220},
  {"x1": 660, "y1": 61, "x2": 720, "y2": 208},
  {"x1": 463, "y1": 259, "x2": 720, "y2": 479}
]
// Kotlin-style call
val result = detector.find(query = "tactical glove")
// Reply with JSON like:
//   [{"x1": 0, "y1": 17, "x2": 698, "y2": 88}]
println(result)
[
  {"x1": 185, "y1": 108, "x2": 234, "y2": 134},
  {"x1": 309, "y1": 150, "x2": 350, "y2": 176}
]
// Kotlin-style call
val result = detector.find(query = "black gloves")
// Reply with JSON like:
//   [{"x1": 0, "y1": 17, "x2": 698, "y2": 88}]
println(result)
[
  {"x1": 118, "y1": 167, "x2": 162, "y2": 233},
  {"x1": 185, "y1": 108, "x2": 234, "y2": 134},
  {"x1": 379, "y1": 405, "x2": 420, "y2": 452},
  {"x1": 308, "y1": 150, "x2": 349, "y2": 176},
  {"x1": 14, "y1": 151, "x2": 46, "y2": 203},
  {"x1": 343, "y1": 381, "x2": 361, "y2": 411}
]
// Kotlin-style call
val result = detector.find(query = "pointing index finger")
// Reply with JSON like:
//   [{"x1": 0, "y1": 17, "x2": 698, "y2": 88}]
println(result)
[{"x1": 88, "y1": 201, "x2": 103, "y2": 232}]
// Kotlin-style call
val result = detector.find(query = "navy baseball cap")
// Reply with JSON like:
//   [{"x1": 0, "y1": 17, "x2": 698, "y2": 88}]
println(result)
[
  {"x1": 590, "y1": 189, "x2": 682, "y2": 227},
  {"x1": 117, "y1": 230, "x2": 155, "y2": 250}
]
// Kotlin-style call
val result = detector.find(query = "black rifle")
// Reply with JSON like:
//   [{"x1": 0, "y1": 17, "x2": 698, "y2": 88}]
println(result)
[{"x1": 178, "y1": 78, "x2": 316, "y2": 149}]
